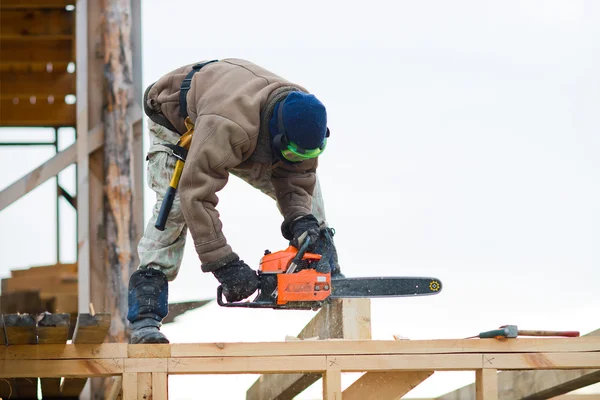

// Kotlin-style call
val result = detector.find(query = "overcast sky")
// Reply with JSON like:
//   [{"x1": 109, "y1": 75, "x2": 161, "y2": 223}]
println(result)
[{"x1": 1, "y1": 0, "x2": 599, "y2": 398}]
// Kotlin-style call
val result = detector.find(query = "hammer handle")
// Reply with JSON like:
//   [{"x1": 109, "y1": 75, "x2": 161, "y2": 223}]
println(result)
[{"x1": 518, "y1": 330, "x2": 580, "y2": 337}]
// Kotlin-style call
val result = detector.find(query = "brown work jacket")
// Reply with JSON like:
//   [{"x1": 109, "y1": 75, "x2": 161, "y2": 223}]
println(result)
[{"x1": 144, "y1": 59, "x2": 318, "y2": 270}]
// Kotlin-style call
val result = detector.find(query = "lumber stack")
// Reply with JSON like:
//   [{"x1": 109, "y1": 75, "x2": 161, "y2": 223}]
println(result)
[
  {"x1": 0, "y1": 312, "x2": 110, "y2": 399},
  {"x1": 1, "y1": 263, "x2": 78, "y2": 316}
]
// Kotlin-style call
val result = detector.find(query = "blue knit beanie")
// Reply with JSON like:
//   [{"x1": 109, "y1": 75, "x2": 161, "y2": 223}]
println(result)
[{"x1": 271, "y1": 92, "x2": 327, "y2": 149}]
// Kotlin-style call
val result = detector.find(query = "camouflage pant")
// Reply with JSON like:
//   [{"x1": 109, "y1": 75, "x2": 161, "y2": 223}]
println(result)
[{"x1": 137, "y1": 119, "x2": 330, "y2": 281}]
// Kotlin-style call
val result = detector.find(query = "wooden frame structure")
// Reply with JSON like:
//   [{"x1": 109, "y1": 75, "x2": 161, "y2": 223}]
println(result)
[{"x1": 2, "y1": 336, "x2": 599, "y2": 399}]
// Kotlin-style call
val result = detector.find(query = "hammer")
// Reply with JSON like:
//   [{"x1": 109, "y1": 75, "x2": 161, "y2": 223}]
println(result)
[{"x1": 468, "y1": 325, "x2": 580, "y2": 339}]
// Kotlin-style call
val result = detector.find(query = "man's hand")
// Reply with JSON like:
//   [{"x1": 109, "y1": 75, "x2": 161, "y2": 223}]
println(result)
[
  {"x1": 290, "y1": 214, "x2": 320, "y2": 250},
  {"x1": 212, "y1": 258, "x2": 260, "y2": 302}
]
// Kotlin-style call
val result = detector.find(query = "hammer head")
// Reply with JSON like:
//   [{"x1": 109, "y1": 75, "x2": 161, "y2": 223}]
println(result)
[{"x1": 500, "y1": 325, "x2": 518, "y2": 338}]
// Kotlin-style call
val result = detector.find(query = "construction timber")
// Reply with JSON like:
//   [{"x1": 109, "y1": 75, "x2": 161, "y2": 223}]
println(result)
[{"x1": 1, "y1": 335, "x2": 599, "y2": 399}]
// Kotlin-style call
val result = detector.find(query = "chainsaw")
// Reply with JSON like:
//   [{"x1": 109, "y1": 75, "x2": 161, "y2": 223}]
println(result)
[{"x1": 217, "y1": 237, "x2": 443, "y2": 310}]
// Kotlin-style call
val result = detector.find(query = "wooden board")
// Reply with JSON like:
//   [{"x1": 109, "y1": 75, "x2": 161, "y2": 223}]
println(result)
[
  {"x1": 3, "y1": 314, "x2": 38, "y2": 398},
  {"x1": 11, "y1": 263, "x2": 77, "y2": 278},
  {"x1": 476, "y1": 369, "x2": 498, "y2": 400},
  {"x1": 323, "y1": 369, "x2": 342, "y2": 400},
  {"x1": 0, "y1": 8, "x2": 74, "y2": 37},
  {"x1": 38, "y1": 313, "x2": 71, "y2": 398},
  {"x1": 0, "y1": 290, "x2": 46, "y2": 314},
  {"x1": 2, "y1": 274, "x2": 77, "y2": 293},
  {"x1": 246, "y1": 298, "x2": 371, "y2": 400},
  {"x1": 0, "y1": 70, "x2": 76, "y2": 99},
  {"x1": 60, "y1": 313, "x2": 111, "y2": 396},
  {"x1": 0, "y1": 98, "x2": 76, "y2": 127},
  {"x1": 0, "y1": 0, "x2": 74, "y2": 8},
  {"x1": 0, "y1": 37, "x2": 73, "y2": 64}
]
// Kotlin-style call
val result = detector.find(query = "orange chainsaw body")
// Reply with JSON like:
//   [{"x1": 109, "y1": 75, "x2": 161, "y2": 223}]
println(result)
[{"x1": 259, "y1": 246, "x2": 331, "y2": 305}]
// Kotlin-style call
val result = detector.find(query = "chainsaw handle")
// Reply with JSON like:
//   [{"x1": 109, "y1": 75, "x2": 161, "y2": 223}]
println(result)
[{"x1": 292, "y1": 236, "x2": 311, "y2": 264}]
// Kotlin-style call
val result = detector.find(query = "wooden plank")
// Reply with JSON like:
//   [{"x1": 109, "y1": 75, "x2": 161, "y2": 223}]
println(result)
[
  {"x1": 0, "y1": 8, "x2": 74, "y2": 37},
  {"x1": 330, "y1": 353, "x2": 600, "y2": 372},
  {"x1": 0, "y1": 0, "x2": 74, "y2": 8},
  {"x1": 476, "y1": 369, "x2": 498, "y2": 400},
  {"x1": 60, "y1": 313, "x2": 111, "y2": 396},
  {"x1": 175, "y1": 337, "x2": 600, "y2": 358},
  {"x1": 124, "y1": 359, "x2": 168, "y2": 373},
  {"x1": 343, "y1": 370, "x2": 434, "y2": 400},
  {"x1": 38, "y1": 313, "x2": 71, "y2": 398},
  {"x1": 1, "y1": 359, "x2": 123, "y2": 378},
  {"x1": 1, "y1": 343, "x2": 127, "y2": 360},
  {"x1": 0, "y1": 61, "x2": 71, "y2": 72},
  {"x1": 0, "y1": 70, "x2": 76, "y2": 99},
  {"x1": 11, "y1": 262, "x2": 77, "y2": 278},
  {"x1": 122, "y1": 373, "x2": 138, "y2": 400},
  {"x1": 137, "y1": 373, "x2": 152, "y2": 400},
  {"x1": 2, "y1": 274, "x2": 77, "y2": 293},
  {"x1": 0, "y1": 37, "x2": 73, "y2": 64},
  {"x1": 128, "y1": 344, "x2": 172, "y2": 359},
  {"x1": 168, "y1": 356, "x2": 328, "y2": 374},
  {"x1": 152, "y1": 372, "x2": 168, "y2": 400},
  {"x1": 322, "y1": 368, "x2": 342, "y2": 400},
  {"x1": 247, "y1": 299, "x2": 371, "y2": 400},
  {"x1": 0, "y1": 97, "x2": 76, "y2": 127},
  {"x1": 0, "y1": 123, "x2": 103, "y2": 211},
  {"x1": 3, "y1": 314, "x2": 38, "y2": 398}
]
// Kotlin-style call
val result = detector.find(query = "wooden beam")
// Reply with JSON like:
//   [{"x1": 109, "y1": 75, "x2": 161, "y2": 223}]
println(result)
[
  {"x1": 343, "y1": 370, "x2": 434, "y2": 400},
  {"x1": 0, "y1": 97, "x2": 75, "y2": 126},
  {"x1": 75, "y1": 0, "x2": 90, "y2": 316},
  {"x1": 2, "y1": 359, "x2": 124, "y2": 378},
  {"x1": 476, "y1": 369, "x2": 498, "y2": 400},
  {"x1": 0, "y1": 123, "x2": 102, "y2": 211},
  {"x1": 174, "y1": 337, "x2": 600, "y2": 358},
  {"x1": 323, "y1": 368, "x2": 342, "y2": 400},
  {"x1": 11, "y1": 262, "x2": 77, "y2": 278},
  {"x1": 2, "y1": 274, "x2": 77, "y2": 293},
  {"x1": 0, "y1": 37, "x2": 73, "y2": 64},
  {"x1": 107, "y1": 376, "x2": 123, "y2": 400},
  {"x1": 437, "y1": 329, "x2": 600, "y2": 400},
  {"x1": 0, "y1": 70, "x2": 76, "y2": 99},
  {"x1": 0, "y1": 8, "x2": 74, "y2": 37},
  {"x1": 246, "y1": 298, "x2": 371, "y2": 400},
  {"x1": 3, "y1": 314, "x2": 38, "y2": 398},
  {"x1": 0, "y1": 343, "x2": 127, "y2": 360},
  {"x1": 0, "y1": 0, "x2": 74, "y2": 9},
  {"x1": 168, "y1": 356, "x2": 328, "y2": 374},
  {"x1": 37, "y1": 313, "x2": 71, "y2": 398}
]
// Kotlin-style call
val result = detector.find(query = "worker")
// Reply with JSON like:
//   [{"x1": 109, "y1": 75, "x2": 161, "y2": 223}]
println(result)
[{"x1": 127, "y1": 59, "x2": 343, "y2": 344}]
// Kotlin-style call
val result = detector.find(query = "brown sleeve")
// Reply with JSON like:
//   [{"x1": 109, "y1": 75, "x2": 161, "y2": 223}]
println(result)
[
  {"x1": 270, "y1": 158, "x2": 318, "y2": 238},
  {"x1": 179, "y1": 114, "x2": 252, "y2": 271}
]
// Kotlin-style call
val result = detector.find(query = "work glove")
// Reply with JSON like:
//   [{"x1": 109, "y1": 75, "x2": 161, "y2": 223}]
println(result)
[
  {"x1": 289, "y1": 214, "x2": 321, "y2": 250},
  {"x1": 212, "y1": 258, "x2": 260, "y2": 303}
]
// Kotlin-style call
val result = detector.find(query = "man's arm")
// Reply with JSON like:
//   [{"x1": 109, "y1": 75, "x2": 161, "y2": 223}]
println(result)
[
  {"x1": 178, "y1": 114, "x2": 252, "y2": 271},
  {"x1": 270, "y1": 158, "x2": 318, "y2": 240}
]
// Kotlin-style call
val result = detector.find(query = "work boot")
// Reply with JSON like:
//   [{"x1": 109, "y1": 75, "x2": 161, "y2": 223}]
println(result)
[
  {"x1": 313, "y1": 227, "x2": 345, "y2": 279},
  {"x1": 127, "y1": 268, "x2": 170, "y2": 344},
  {"x1": 213, "y1": 258, "x2": 260, "y2": 302}
]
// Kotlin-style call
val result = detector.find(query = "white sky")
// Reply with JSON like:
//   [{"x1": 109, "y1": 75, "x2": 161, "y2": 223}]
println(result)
[{"x1": 1, "y1": 0, "x2": 599, "y2": 398}]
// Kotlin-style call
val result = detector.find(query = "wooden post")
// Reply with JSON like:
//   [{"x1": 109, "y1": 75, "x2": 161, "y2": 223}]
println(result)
[
  {"x1": 476, "y1": 369, "x2": 498, "y2": 400},
  {"x1": 102, "y1": 0, "x2": 138, "y2": 345},
  {"x1": 323, "y1": 367, "x2": 342, "y2": 400}
]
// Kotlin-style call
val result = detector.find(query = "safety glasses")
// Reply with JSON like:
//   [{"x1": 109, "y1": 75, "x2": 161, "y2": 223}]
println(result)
[{"x1": 280, "y1": 138, "x2": 327, "y2": 162}]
